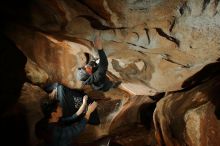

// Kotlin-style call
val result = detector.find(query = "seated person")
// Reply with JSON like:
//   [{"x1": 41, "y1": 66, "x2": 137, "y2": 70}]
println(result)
[
  {"x1": 77, "y1": 35, "x2": 121, "y2": 92},
  {"x1": 35, "y1": 98, "x2": 97, "y2": 146},
  {"x1": 43, "y1": 82, "x2": 100, "y2": 125}
]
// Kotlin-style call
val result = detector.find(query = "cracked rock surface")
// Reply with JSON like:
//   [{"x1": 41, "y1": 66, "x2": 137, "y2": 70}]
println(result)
[{"x1": 1, "y1": 0, "x2": 220, "y2": 146}]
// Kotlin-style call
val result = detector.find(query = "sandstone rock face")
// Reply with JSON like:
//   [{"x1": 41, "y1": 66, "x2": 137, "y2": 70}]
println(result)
[
  {"x1": 6, "y1": 0, "x2": 220, "y2": 93},
  {"x1": 154, "y1": 83, "x2": 220, "y2": 145},
  {"x1": 2, "y1": 0, "x2": 220, "y2": 145},
  {"x1": 19, "y1": 83, "x2": 47, "y2": 145},
  {"x1": 154, "y1": 62, "x2": 220, "y2": 146}
]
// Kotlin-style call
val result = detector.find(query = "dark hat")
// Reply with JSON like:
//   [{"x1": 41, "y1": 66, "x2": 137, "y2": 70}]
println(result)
[
  {"x1": 43, "y1": 83, "x2": 58, "y2": 93},
  {"x1": 77, "y1": 68, "x2": 89, "y2": 81}
]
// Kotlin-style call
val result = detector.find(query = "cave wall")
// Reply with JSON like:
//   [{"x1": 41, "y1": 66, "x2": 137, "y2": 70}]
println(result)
[
  {"x1": 6, "y1": 0, "x2": 220, "y2": 93},
  {"x1": 154, "y1": 65, "x2": 220, "y2": 146},
  {"x1": 1, "y1": 0, "x2": 220, "y2": 146}
]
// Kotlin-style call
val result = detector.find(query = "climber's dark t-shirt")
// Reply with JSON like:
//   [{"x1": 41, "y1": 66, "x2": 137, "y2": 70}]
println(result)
[{"x1": 56, "y1": 84, "x2": 100, "y2": 125}]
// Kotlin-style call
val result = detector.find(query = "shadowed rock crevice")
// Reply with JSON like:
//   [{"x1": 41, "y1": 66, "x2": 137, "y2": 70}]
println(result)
[
  {"x1": 155, "y1": 28, "x2": 179, "y2": 47},
  {"x1": 202, "y1": 0, "x2": 211, "y2": 12},
  {"x1": 76, "y1": 0, "x2": 111, "y2": 22},
  {"x1": 209, "y1": 80, "x2": 220, "y2": 120},
  {"x1": 181, "y1": 61, "x2": 220, "y2": 89},
  {"x1": 126, "y1": 42, "x2": 148, "y2": 49},
  {"x1": 78, "y1": 15, "x2": 112, "y2": 30},
  {"x1": 160, "y1": 54, "x2": 191, "y2": 68},
  {"x1": 169, "y1": 17, "x2": 176, "y2": 32},
  {"x1": 149, "y1": 92, "x2": 165, "y2": 102},
  {"x1": 214, "y1": 104, "x2": 220, "y2": 119},
  {"x1": 139, "y1": 102, "x2": 156, "y2": 130},
  {"x1": 78, "y1": 15, "x2": 127, "y2": 30},
  {"x1": 178, "y1": 1, "x2": 189, "y2": 16},
  {"x1": 0, "y1": 0, "x2": 32, "y2": 23},
  {"x1": 144, "y1": 28, "x2": 150, "y2": 44},
  {"x1": 216, "y1": 0, "x2": 220, "y2": 6},
  {"x1": 84, "y1": 52, "x2": 91, "y2": 64},
  {"x1": 0, "y1": 33, "x2": 30, "y2": 146},
  {"x1": 2, "y1": 0, "x2": 220, "y2": 146}
]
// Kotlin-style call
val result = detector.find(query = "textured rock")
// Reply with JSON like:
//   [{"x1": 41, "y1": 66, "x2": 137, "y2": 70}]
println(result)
[
  {"x1": 25, "y1": 59, "x2": 48, "y2": 84},
  {"x1": 1, "y1": 0, "x2": 220, "y2": 145},
  {"x1": 153, "y1": 63, "x2": 220, "y2": 146},
  {"x1": 5, "y1": 0, "x2": 219, "y2": 94},
  {"x1": 19, "y1": 83, "x2": 47, "y2": 145}
]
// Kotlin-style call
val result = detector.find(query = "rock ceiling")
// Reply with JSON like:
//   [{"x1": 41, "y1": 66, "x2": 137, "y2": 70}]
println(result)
[{"x1": 1, "y1": 0, "x2": 220, "y2": 146}]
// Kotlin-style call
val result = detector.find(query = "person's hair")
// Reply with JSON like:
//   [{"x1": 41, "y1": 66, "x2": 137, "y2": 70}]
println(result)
[{"x1": 41, "y1": 99, "x2": 60, "y2": 118}]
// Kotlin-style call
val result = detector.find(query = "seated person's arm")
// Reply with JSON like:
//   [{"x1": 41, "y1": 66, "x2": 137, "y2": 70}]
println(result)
[
  {"x1": 75, "y1": 95, "x2": 88, "y2": 116},
  {"x1": 84, "y1": 101, "x2": 97, "y2": 120},
  {"x1": 61, "y1": 95, "x2": 88, "y2": 123},
  {"x1": 61, "y1": 102, "x2": 98, "y2": 137}
]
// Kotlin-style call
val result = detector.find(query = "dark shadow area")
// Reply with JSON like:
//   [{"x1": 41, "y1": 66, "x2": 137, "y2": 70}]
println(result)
[
  {"x1": 78, "y1": 15, "x2": 113, "y2": 30},
  {"x1": 78, "y1": 15, "x2": 126, "y2": 30},
  {"x1": 0, "y1": 33, "x2": 29, "y2": 146},
  {"x1": 76, "y1": 136, "x2": 123, "y2": 146},
  {"x1": 155, "y1": 28, "x2": 180, "y2": 47},
  {"x1": 181, "y1": 61, "x2": 220, "y2": 119},
  {"x1": 203, "y1": 75, "x2": 220, "y2": 120},
  {"x1": 149, "y1": 92, "x2": 165, "y2": 102},
  {"x1": 214, "y1": 102, "x2": 220, "y2": 120},
  {"x1": 109, "y1": 142, "x2": 123, "y2": 146},
  {"x1": 0, "y1": 0, "x2": 33, "y2": 30},
  {"x1": 139, "y1": 102, "x2": 156, "y2": 130},
  {"x1": 211, "y1": 84, "x2": 220, "y2": 120},
  {"x1": 202, "y1": 0, "x2": 211, "y2": 12},
  {"x1": 0, "y1": 1, "x2": 32, "y2": 145},
  {"x1": 0, "y1": 34, "x2": 27, "y2": 113},
  {"x1": 85, "y1": 52, "x2": 91, "y2": 64},
  {"x1": 181, "y1": 61, "x2": 220, "y2": 91},
  {"x1": 0, "y1": 103, "x2": 29, "y2": 146}
]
